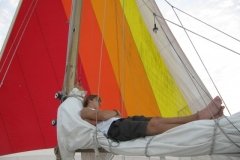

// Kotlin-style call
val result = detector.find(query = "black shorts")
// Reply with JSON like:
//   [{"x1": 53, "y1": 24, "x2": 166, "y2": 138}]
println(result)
[{"x1": 107, "y1": 116, "x2": 151, "y2": 142}]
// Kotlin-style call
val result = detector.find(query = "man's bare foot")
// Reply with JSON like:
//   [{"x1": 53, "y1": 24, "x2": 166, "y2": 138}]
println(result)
[
  {"x1": 198, "y1": 96, "x2": 223, "y2": 120},
  {"x1": 214, "y1": 106, "x2": 225, "y2": 119}
]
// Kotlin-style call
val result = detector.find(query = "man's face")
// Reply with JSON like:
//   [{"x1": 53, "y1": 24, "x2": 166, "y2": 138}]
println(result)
[{"x1": 89, "y1": 97, "x2": 101, "y2": 109}]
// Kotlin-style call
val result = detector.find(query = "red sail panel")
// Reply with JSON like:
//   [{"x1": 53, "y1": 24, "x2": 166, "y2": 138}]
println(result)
[{"x1": 0, "y1": 0, "x2": 68, "y2": 155}]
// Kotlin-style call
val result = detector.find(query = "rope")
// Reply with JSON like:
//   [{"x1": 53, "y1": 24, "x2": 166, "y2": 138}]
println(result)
[
  {"x1": 170, "y1": 5, "x2": 231, "y2": 115},
  {"x1": 93, "y1": 108, "x2": 101, "y2": 158},
  {"x1": 163, "y1": 0, "x2": 240, "y2": 43},
  {"x1": 6, "y1": 0, "x2": 49, "y2": 147},
  {"x1": 156, "y1": 14, "x2": 212, "y2": 108},
  {"x1": 106, "y1": 137, "x2": 120, "y2": 153},
  {"x1": 141, "y1": 117, "x2": 240, "y2": 157},
  {"x1": 83, "y1": 0, "x2": 122, "y2": 158},
  {"x1": 92, "y1": 0, "x2": 127, "y2": 157},
  {"x1": 0, "y1": 0, "x2": 39, "y2": 147},
  {"x1": 120, "y1": 0, "x2": 126, "y2": 116},
  {"x1": 0, "y1": 0, "x2": 39, "y2": 88},
  {"x1": 214, "y1": 118, "x2": 240, "y2": 149},
  {"x1": 68, "y1": 94, "x2": 116, "y2": 159},
  {"x1": 97, "y1": 0, "x2": 107, "y2": 96},
  {"x1": 154, "y1": 0, "x2": 240, "y2": 132},
  {"x1": 145, "y1": 0, "x2": 212, "y2": 111},
  {"x1": 143, "y1": 2, "x2": 240, "y2": 56},
  {"x1": 95, "y1": 0, "x2": 108, "y2": 158},
  {"x1": 0, "y1": 0, "x2": 36, "y2": 74},
  {"x1": 224, "y1": 115, "x2": 240, "y2": 134},
  {"x1": 94, "y1": 0, "x2": 126, "y2": 157},
  {"x1": 93, "y1": 133, "x2": 100, "y2": 158},
  {"x1": 147, "y1": 0, "x2": 236, "y2": 122},
  {"x1": 112, "y1": 0, "x2": 126, "y2": 116},
  {"x1": 144, "y1": 136, "x2": 155, "y2": 157},
  {"x1": 210, "y1": 119, "x2": 218, "y2": 154}
]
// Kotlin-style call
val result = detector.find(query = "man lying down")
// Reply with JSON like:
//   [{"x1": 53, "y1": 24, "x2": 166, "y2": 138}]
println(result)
[{"x1": 80, "y1": 95, "x2": 224, "y2": 142}]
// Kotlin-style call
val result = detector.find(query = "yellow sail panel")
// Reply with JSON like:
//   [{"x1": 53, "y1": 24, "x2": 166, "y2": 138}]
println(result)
[
  {"x1": 91, "y1": 0, "x2": 160, "y2": 116},
  {"x1": 120, "y1": 0, "x2": 191, "y2": 117}
]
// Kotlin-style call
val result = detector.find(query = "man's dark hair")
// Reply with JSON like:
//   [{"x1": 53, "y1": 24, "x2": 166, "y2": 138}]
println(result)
[{"x1": 83, "y1": 95, "x2": 101, "y2": 107}]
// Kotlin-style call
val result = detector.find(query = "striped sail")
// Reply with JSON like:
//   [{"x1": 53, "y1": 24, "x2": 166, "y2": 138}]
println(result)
[{"x1": 0, "y1": 0, "x2": 210, "y2": 155}]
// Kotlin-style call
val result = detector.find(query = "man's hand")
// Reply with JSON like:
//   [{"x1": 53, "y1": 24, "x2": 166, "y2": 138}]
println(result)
[
  {"x1": 80, "y1": 108, "x2": 120, "y2": 125},
  {"x1": 113, "y1": 109, "x2": 121, "y2": 117}
]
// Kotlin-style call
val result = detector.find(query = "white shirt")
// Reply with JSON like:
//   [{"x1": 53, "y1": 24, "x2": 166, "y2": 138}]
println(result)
[{"x1": 96, "y1": 117, "x2": 120, "y2": 136}]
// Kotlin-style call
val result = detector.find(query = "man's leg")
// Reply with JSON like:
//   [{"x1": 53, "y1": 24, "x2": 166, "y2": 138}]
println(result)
[
  {"x1": 145, "y1": 114, "x2": 198, "y2": 136},
  {"x1": 146, "y1": 96, "x2": 223, "y2": 136}
]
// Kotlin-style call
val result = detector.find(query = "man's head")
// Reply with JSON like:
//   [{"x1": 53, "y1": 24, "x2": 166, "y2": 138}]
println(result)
[{"x1": 83, "y1": 95, "x2": 101, "y2": 108}]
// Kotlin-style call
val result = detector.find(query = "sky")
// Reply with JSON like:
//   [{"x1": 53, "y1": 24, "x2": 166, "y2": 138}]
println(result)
[
  {"x1": 0, "y1": 0, "x2": 239, "y2": 115},
  {"x1": 0, "y1": 0, "x2": 19, "y2": 55}
]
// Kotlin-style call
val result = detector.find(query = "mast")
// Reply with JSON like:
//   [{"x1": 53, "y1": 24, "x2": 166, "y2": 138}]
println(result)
[{"x1": 62, "y1": 0, "x2": 82, "y2": 95}]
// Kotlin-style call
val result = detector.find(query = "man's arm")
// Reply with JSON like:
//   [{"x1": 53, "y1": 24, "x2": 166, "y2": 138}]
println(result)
[{"x1": 80, "y1": 108, "x2": 119, "y2": 123}]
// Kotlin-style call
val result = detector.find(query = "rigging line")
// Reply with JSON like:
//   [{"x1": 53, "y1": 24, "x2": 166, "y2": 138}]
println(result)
[
  {"x1": 149, "y1": 0, "x2": 227, "y2": 119},
  {"x1": 156, "y1": 15, "x2": 240, "y2": 56},
  {"x1": 0, "y1": 0, "x2": 39, "y2": 88},
  {"x1": 158, "y1": 19, "x2": 228, "y2": 119},
  {"x1": 97, "y1": 0, "x2": 107, "y2": 97},
  {"x1": 152, "y1": 2, "x2": 240, "y2": 140},
  {"x1": 113, "y1": 0, "x2": 122, "y2": 114},
  {"x1": 209, "y1": 120, "x2": 218, "y2": 154},
  {"x1": 143, "y1": 1, "x2": 240, "y2": 56},
  {"x1": 94, "y1": 0, "x2": 107, "y2": 146},
  {"x1": 150, "y1": 4, "x2": 240, "y2": 148},
  {"x1": 159, "y1": 21, "x2": 210, "y2": 109},
  {"x1": 148, "y1": 1, "x2": 203, "y2": 115},
  {"x1": 145, "y1": 0, "x2": 210, "y2": 113},
  {"x1": 114, "y1": 1, "x2": 121, "y2": 103},
  {"x1": 213, "y1": 118, "x2": 240, "y2": 148},
  {"x1": 0, "y1": 0, "x2": 37, "y2": 74},
  {"x1": 163, "y1": 0, "x2": 240, "y2": 43},
  {"x1": 171, "y1": 6, "x2": 231, "y2": 115},
  {"x1": 148, "y1": 0, "x2": 240, "y2": 146},
  {"x1": 224, "y1": 115, "x2": 240, "y2": 134},
  {"x1": 146, "y1": 1, "x2": 233, "y2": 116},
  {"x1": 120, "y1": 0, "x2": 126, "y2": 115},
  {"x1": 179, "y1": 67, "x2": 238, "y2": 131},
  {"x1": 149, "y1": 0, "x2": 211, "y2": 107},
  {"x1": 149, "y1": 0, "x2": 209, "y2": 114}
]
